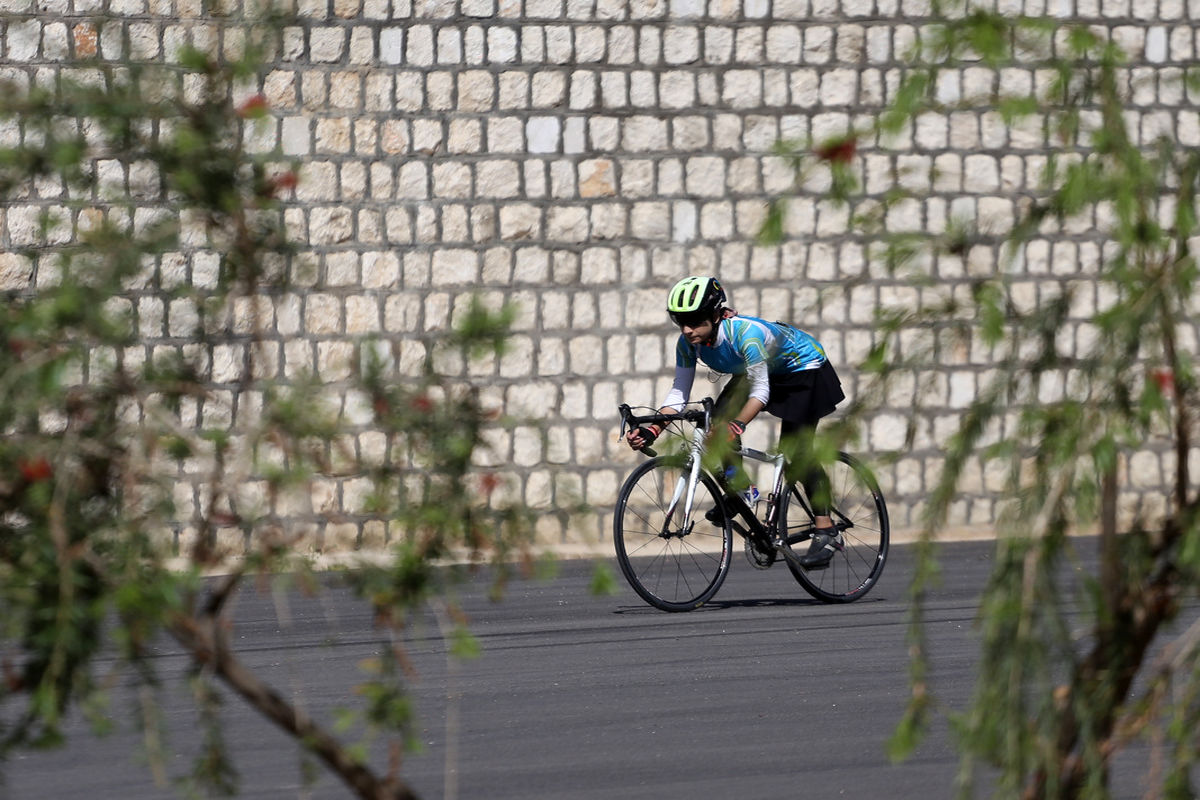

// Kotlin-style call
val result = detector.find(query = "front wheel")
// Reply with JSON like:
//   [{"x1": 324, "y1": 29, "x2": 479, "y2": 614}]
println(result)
[
  {"x1": 778, "y1": 452, "x2": 889, "y2": 603},
  {"x1": 613, "y1": 457, "x2": 732, "y2": 611}
]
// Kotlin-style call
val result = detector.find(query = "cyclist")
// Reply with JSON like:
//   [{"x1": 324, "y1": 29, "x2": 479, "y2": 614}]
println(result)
[{"x1": 625, "y1": 275, "x2": 846, "y2": 569}]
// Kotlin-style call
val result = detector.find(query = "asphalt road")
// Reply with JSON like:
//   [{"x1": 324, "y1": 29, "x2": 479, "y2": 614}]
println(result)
[{"x1": 2, "y1": 538, "x2": 1183, "y2": 799}]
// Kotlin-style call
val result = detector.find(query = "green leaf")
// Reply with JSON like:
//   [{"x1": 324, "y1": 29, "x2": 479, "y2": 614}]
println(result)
[
  {"x1": 887, "y1": 693, "x2": 929, "y2": 762},
  {"x1": 449, "y1": 625, "x2": 481, "y2": 660},
  {"x1": 758, "y1": 200, "x2": 786, "y2": 245},
  {"x1": 588, "y1": 563, "x2": 618, "y2": 596},
  {"x1": 998, "y1": 96, "x2": 1039, "y2": 124}
]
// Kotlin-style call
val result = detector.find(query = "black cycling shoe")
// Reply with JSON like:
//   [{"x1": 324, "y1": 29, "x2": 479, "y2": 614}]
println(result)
[
  {"x1": 798, "y1": 527, "x2": 843, "y2": 569},
  {"x1": 704, "y1": 505, "x2": 725, "y2": 525}
]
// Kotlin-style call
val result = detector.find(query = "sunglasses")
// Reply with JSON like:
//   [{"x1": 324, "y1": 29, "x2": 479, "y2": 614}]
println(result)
[{"x1": 669, "y1": 310, "x2": 713, "y2": 328}]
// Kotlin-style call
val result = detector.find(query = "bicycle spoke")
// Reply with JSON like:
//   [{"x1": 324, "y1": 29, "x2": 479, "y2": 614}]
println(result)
[
  {"x1": 614, "y1": 458, "x2": 731, "y2": 611},
  {"x1": 779, "y1": 453, "x2": 889, "y2": 603}
]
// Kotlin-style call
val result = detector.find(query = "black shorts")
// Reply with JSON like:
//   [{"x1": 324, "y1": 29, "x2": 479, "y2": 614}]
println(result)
[{"x1": 716, "y1": 360, "x2": 844, "y2": 428}]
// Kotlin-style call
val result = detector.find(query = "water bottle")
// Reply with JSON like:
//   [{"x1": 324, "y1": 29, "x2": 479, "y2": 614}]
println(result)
[
  {"x1": 724, "y1": 466, "x2": 759, "y2": 513},
  {"x1": 743, "y1": 485, "x2": 760, "y2": 513}
]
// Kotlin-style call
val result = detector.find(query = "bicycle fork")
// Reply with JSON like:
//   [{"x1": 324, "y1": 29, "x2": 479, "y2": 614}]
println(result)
[{"x1": 659, "y1": 428, "x2": 708, "y2": 538}]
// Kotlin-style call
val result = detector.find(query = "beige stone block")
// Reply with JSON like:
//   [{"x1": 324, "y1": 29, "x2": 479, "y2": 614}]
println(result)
[
  {"x1": 630, "y1": 201, "x2": 670, "y2": 239},
  {"x1": 435, "y1": 26, "x2": 462, "y2": 63},
  {"x1": 506, "y1": 380, "x2": 558, "y2": 417},
  {"x1": 431, "y1": 248, "x2": 479, "y2": 285},
  {"x1": 310, "y1": 206, "x2": 353, "y2": 244},
  {"x1": 527, "y1": 116, "x2": 561, "y2": 153},
  {"x1": 397, "y1": 162, "x2": 428, "y2": 199},
  {"x1": 337, "y1": 162, "x2": 365, "y2": 200},
  {"x1": 500, "y1": 204, "x2": 541, "y2": 240},
  {"x1": 309, "y1": 27, "x2": 345, "y2": 62},
  {"x1": 684, "y1": 156, "x2": 725, "y2": 197},
  {"x1": 638, "y1": 25, "x2": 663, "y2": 64},
  {"x1": 345, "y1": 296, "x2": 380, "y2": 334},
  {"x1": 425, "y1": 72, "x2": 453, "y2": 111},
  {"x1": 525, "y1": 469, "x2": 554, "y2": 509},
  {"x1": 663, "y1": 25, "x2": 699, "y2": 64},
  {"x1": 474, "y1": 160, "x2": 518, "y2": 198},
  {"x1": 320, "y1": 522, "x2": 356, "y2": 552},
  {"x1": 721, "y1": 69, "x2": 761, "y2": 107},
  {"x1": 0, "y1": 253, "x2": 32, "y2": 290},
  {"x1": 497, "y1": 71, "x2": 528, "y2": 108},
  {"x1": 580, "y1": 247, "x2": 618, "y2": 283},
  {"x1": 432, "y1": 162, "x2": 472, "y2": 198},
  {"x1": 576, "y1": 158, "x2": 615, "y2": 198},
  {"x1": 621, "y1": 115, "x2": 668, "y2": 150},
  {"x1": 487, "y1": 117, "x2": 524, "y2": 152},
  {"x1": 304, "y1": 293, "x2": 340, "y2": 335},
  {"x1": 406, "y1": 24, "x2": 434, "y2": 65},
  {"x1": 548, "y1": 206, "x2": 589, "y2": 242},
  {"x1": 536, "y1": 338, "x2": 566, "y2": 374},
  {"x1": 386, "y1": 293, "x2": 424, "y2": 331},
  {"x1": 317, "y1": 341, "x2": 354, "y2": 380},
  {"x1": 360, "y1": 520, "x2": 388, "y2": 549},
  {"x1": 381, "y1": 207, "x2": 410, "y2": 243},
  {"x1": 497, "y1": 334, "x2": 534, "y2": 377},
  {"x1": 731, "y1": 25, "x2": 761, "y2": 62},
  {"x1": 549, "y1": 159, "x2": 577, "y2": 198},
  {"x1": 457, "y1": 69, "x2": 494, "y2": 111},
  {"x1": 962, "y1": 154, "x2": 999, "y2": 193},
  {"x1": 585, "y1": 470, "x2": 619, "y2": 505},
  {"x1": 542, "y1": 25, "x2": 571, "y2": 63}
]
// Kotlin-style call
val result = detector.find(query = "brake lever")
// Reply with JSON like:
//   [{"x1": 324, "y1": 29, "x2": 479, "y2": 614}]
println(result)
[{"x1": 618, "y1": 403, "x2": 657, "y2": 457}]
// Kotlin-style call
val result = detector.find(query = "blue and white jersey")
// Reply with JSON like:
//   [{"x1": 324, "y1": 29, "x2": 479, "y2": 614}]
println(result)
[{"x1": 663, "y1": 316, "x2": 827, "y2": 409}]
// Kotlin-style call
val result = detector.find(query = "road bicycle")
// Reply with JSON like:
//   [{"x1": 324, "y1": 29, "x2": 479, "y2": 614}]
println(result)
[{"x1": 615, "y1": 399, "x2": 889, "y2": 612}]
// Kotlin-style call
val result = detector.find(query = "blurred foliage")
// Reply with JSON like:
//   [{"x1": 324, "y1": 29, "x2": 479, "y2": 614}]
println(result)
[
  {"x1": 0, "y1": 11, "x2": 529, "y2": 800},
  {"x1": 765, "y1": 3, "x2": 1199, "y2": 798}
]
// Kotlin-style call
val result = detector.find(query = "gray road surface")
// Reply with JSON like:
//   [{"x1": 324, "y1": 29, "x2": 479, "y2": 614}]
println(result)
[{"x1": 1, "y1": 538, "x2": 1176, "y2": 799}]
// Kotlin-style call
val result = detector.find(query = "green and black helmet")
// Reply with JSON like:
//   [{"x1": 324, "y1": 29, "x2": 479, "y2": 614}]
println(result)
[{"x1": 666, "y1": 276, "x2": 726, "y2": 326}]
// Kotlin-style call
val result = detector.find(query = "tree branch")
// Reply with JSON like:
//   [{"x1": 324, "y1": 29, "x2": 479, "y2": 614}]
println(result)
[{"x1": 169, "y1": 613, "x2": 420, "y2": 800}]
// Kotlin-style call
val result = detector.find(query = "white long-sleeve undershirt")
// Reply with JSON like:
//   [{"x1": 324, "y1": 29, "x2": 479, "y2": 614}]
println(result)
[{"x1": 662, "y1": 360, "x2": 770, "y2": 410}]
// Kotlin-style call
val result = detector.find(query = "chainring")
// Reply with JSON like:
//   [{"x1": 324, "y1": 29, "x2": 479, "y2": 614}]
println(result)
[{"x1": 743, "y1": 535, "x2": 776, "y2": 569}]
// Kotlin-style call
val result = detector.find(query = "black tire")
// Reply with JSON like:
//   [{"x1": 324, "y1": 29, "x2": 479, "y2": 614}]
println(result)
[
  {"x1": 613, "y1": 457, "x2": 732, "y2": 611},
  {"x1": 779, "y1": 452, "x2": 889, "y2": 603}
]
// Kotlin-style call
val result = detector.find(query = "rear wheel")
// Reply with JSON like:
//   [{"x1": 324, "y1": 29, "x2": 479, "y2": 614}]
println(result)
[
  {"x1": 778, "y1": 452, "x2": 889, "y2": 603},
  {"x1": 613, "y1": 457, "x2": 732, "y2": 611}
]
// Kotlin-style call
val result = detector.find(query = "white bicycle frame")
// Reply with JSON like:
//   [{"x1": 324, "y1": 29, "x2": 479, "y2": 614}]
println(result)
[{"x1": 663, "y1": 427, "x2": 790, "y2": 535}]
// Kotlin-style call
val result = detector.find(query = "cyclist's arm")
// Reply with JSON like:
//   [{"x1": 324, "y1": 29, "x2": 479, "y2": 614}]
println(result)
[
  {"x1": 648, "y1": 365, "x2": 695, "y2": 435},
  {"x1": 731, "y1": 396, "x2": 765, "y2": 429}
]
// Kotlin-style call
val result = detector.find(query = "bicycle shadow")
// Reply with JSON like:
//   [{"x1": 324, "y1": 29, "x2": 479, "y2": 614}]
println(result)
[
  {"x1": 611, "y1": 594, "x2": 890, "y2": 613},
  {"x1": 612, "y1": 598, "x2": 820, "y2": 613}
]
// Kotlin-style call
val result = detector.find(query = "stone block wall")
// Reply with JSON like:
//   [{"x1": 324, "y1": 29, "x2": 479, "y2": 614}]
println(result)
[{"x1": 1, "y1": 0, "x2": 1197, "y2": 550}]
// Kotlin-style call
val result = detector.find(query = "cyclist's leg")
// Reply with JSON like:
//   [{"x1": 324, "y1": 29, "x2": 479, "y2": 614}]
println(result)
[
  {"x1": 712, "y1": 375, "x2": 751, "y2": 491},
  {"x1": 775, "y1": 361, "x2": 843, "y2": 525},
  {"x1": 779, "y1": 420, "x2": 832, "y2": 524}
]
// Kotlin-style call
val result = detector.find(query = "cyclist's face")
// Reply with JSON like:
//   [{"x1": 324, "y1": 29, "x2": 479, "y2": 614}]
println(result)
[{"x1": 678, "y1": 317, "x2": 714, "y2": 345}]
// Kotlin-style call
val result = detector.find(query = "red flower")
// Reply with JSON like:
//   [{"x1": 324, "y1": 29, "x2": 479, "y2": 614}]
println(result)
[
  {"x1": 412, "y1": 394, "x2": 433, "y2": 413},
  {"x1": 237, "y1": 94, "x2": 269, "y2": 119},
  {"x1": 18, "y1": 457, "x2": 53, "y2": 483},
  {"x1": 479, "y1": 472, "x2": 500, "y2": 495},
  {"x1": 815, "y1": 136, "x2": 858, "y2": 164},
  {"x1": 7, "y1": 338, "x2": 30, "y2": 360},
  {"x1": 274, "y1": 171, "x2": 298, "y2": 191},
  {"x1": 1151, "y1": 368, "x2": 1175, "y2": 396}
]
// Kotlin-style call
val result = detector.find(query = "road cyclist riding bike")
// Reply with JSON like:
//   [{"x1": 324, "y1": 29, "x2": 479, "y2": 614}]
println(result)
[{"x1": 614, "y1": 276, "x2": 889, "y2": 611}]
